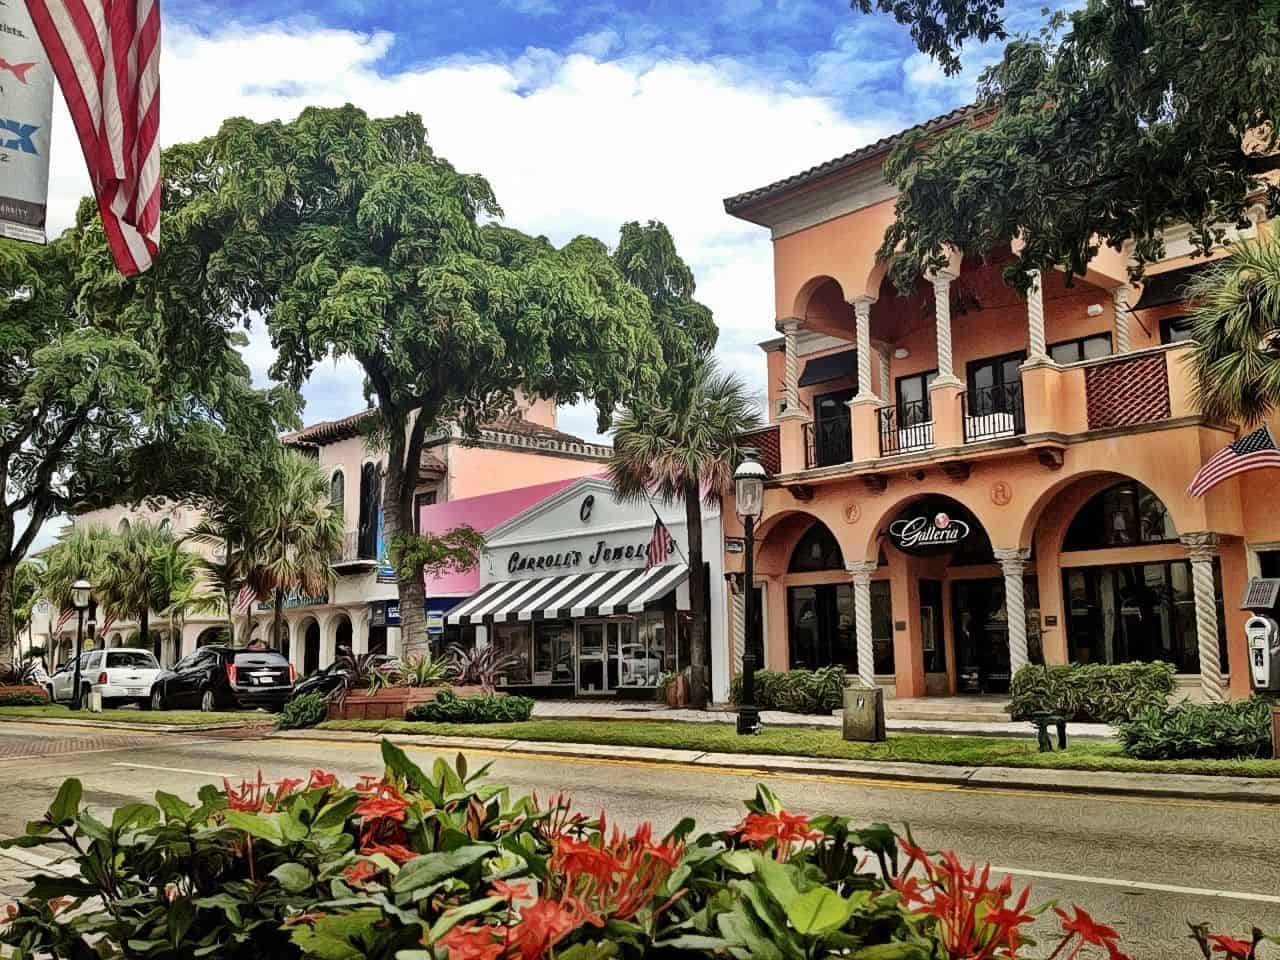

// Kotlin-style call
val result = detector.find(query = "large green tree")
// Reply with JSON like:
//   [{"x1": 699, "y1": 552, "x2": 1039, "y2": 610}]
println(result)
[
  {"x1": 853, "y1": 0, "x2": 1280, "y2": 291},
  {"x1": 96, "y1": 106, "x2": 668, "y2": 653},
  {"x1": 608, "y1": 359, "x2": 760, "y2": 708},
  {"x1": 0, "y1": 220, "x2": 298, "y2": 664},
  {"x1": 96, "y1": 520, "x2": 199, "y2": 650}
]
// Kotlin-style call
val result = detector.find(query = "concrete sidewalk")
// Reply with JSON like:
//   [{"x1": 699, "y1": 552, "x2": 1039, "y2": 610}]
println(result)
[
  {"x1": 279, "y1": 727, "x2": 1280, "y2": 804},
  {"x1": 530, "y1": 699, "x2": 1119, "y2": 740}
]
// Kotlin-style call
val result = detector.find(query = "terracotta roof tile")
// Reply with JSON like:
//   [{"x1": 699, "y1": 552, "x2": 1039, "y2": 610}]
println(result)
[{"x1": 281, "y1": 409, "x2": 601, "y2": 452}]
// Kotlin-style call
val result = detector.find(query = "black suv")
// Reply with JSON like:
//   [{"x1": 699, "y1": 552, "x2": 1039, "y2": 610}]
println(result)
[{"x1": 150, "y1": 645, "x2": 295, "y2": 712}]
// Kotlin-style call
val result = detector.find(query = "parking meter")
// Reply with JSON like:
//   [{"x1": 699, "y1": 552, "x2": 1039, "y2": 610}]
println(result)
[{"x1": 1241, "y1": 578, "x2": 1280, "y2": 692}]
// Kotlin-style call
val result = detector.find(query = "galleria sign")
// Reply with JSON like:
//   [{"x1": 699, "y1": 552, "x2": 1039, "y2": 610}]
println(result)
[
  {"x1": 888, "y1": 512, "x2": 971, "y2": 552},
  {"x1": 506, "y1": 538, "x2": 656, "y2": 575}
]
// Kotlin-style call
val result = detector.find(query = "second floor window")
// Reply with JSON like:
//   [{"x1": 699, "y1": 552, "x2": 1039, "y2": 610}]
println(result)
[
  {"x1": 967, "y1": 351, "x2": 1025, "y2": 416},
  {"x1": 329, "y1": 470, "x2": 344, "y2": 521},
  {"x1": 1161, "y1": 315, "x2": 1196, "y2": 344},
  {"x1": 358, "y1": 463, "x2": 381, "y2": 560},
  {"x1": 1049, "y1": 333, "x2": 1112, "y2": 364},
  {"x1": 896, "y1": 370, "x2": 937, "y2": 425}
]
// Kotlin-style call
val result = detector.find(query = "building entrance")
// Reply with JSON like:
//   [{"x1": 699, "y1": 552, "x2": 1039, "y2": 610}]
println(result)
[{"x1": 952, "y1": 577, "x2": 1040, "y2": 693}]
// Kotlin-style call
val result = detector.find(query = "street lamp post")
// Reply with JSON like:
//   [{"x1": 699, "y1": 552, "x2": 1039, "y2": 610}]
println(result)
[
  {"x1": 734, "y1": 457, "x2": 766, "y2": 736},
  {"x1": 70, "y1": 579, "x2": 91, "y2": 711}
]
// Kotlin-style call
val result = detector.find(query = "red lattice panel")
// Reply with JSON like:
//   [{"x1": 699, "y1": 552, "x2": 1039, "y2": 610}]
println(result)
[
  {"x1": 1085, "y1": 353, "x2": 1171, "y2": 430},
  {"x1": 739, "y1": 426, "x2": 781, "y2": 476}
]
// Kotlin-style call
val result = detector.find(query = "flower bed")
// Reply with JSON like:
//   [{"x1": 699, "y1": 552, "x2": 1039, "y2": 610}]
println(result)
[
  {"x1": 1, "y1": 738, "x2": 1269, "y2": 959},
  {"x1": 327, "y1": 685, "x2": 488, "y2": 721},
  {"x1": 0, "y1": 686, "x2": 50, "y2": 706},
  {"x1": 729, "y1": 666, "x2": 847, "y2": 714}
]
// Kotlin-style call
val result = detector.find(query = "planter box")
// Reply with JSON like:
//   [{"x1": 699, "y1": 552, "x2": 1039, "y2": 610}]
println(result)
[
  {"x1": 0, "y1": 684, "x2": 50, "y2": 703},
  {"x1": 328, "y1": 685, "x2": 487, "y2": 721}
]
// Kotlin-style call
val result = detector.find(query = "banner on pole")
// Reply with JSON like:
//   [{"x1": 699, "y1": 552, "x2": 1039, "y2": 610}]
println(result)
[{"x1": 0, "y1": 0, "x2": 55, "y2": 244}]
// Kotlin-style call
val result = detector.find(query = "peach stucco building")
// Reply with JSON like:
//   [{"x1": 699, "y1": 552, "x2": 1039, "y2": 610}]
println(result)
[
  {"x1": 37, "y1": 399, "x2": 611, "y2": 672},
  {"x1": 721, "y1": 109, "x2": 1276, "y2": 703}
]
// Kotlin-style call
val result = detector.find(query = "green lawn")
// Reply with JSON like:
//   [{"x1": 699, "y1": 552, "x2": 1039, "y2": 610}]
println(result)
[
  {"x1": 316, "y1": 718, "x2": 1280, "y2": 779},
  {"x1": 0, "y1": 704, "x2": 262, "y2": 725}
]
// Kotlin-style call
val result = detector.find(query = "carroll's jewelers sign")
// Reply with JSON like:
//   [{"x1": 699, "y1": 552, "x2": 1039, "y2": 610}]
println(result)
[
  {"x1": 506, "y1": 537, "x2": 654, "y2": 575},
  {"x1": 0, "y1": 0, "x2": 55, "y2": 243},
  {"x1": 889, "y1": 511, "x2": 971, "y2": 553}
]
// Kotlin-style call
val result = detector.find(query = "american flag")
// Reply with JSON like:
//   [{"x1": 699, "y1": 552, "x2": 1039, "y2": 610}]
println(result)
[
  {"x1": 1188, "y1": 426, "x2": 1280, "y2": 497},
  {"x1": 232, "y1": 584, "x2": 256, "y2": 614},
  {"x1": 54, "y1": 606, "x2": 74, "y2": 632},
  {"x1": 25, "y1": 0, "x2": 161, "y2": 275},
  {"x1": 645, "y1": 515, "x2": 675, "y2": 571}
]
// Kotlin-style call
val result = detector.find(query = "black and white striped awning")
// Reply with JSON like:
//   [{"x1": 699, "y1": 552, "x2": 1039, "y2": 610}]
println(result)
[{"x1": 447, "y1": 564, "x2": 689, "y2": 626}]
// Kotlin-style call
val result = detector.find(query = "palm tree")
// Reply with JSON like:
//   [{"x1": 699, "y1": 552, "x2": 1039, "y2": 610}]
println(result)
[
  {"x1": 10, "y1": 559, "x2": 42, "y2": 662},
  {"x1": 187, "y1": 500, "x2": 264, "y2": 646},
  {"x1": 97, "y1": 520, "x2": 186, "y2": 648},
  {"x1": 150, "y1": 536, "x2": 213, "y2": 663},
  {"x1": 1187, "y1": 234, "x2": 1280, "y2": 423},
  {"x1": 608, "y1": 358, "x2": 761, "y2": 708},
  {"x1": 255, "y1": 451, "x2": 344, "y2": 651}
]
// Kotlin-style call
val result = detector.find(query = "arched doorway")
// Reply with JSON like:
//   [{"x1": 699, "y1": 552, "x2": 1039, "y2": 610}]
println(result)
[
  {"x1": 196, "y1": 626, "x2": 226, "y2": 648},
  {"x1": 334, "y1": 615, "x2": 353, "y2": 665},
  {"x1": 302, "y1": 619, "x2": 321, "y2": 676}
]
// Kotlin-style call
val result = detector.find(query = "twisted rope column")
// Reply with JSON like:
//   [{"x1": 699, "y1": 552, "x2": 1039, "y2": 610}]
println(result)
[
  {"x1": 1111, "y1": 286, "x2": 1133, "y2": 353},
  {"x1": 994, "y1": 548, "x2": 1032, "y2": 676},
  {"x1": 777, "y1": 318, "x2": 801, "y2": 415},
  {"x1": 931, "y1": 271, "x2": 961, "y2": 384},
  {"x1": 1182, "y1": 533, "x2": 1225, "y2": 702},
  {"x1": 846, "y1": 561, "x2": 879, "y2": 688},
  {"x1": 729, "y1": 574, "x2": 746, "y2": 677},
  {"x1": 1026, "y1": 270, "x2": 1048, "y2": 362},
  {"x1": 851, "y1": 298, "x2": 877, "y2": 401},
  {"x1": 878, "y1": 343, "x2": 892, "y2": 401}
]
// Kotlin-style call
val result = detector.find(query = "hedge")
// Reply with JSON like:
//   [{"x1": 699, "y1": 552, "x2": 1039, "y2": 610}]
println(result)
[
  {"x1": 729, "y1": 666, "x2": 847, "y2": 715},
  {"x1": 276, "y1": 692, "x2": 329, "y2": 730},
  {"x1": 1008, "y1": 662, "x2": 1175, "y2": 723},
  {"x1": 405, "y1": 691, "x2": 535, "y2": 723},
  {"x1": 1119, "y1": 696, "x2": 1274, "y2": 760},
  {"x1": 0, "y1": 690, "x2": 49, "y2": 707}
]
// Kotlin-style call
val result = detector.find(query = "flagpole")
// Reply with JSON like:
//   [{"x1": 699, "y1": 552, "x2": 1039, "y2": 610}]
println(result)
[{"x1": 649, "y1": 502, "x2": 689, "y2": 566}]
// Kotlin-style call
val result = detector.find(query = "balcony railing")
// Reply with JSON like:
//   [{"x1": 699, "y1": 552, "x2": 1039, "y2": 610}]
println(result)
[
  {"x1": 803, "y1": 415, "x2": 852, "y2": 469},
  {"x1": 333, "y1": 530, "x2": 378, "y2": 565},
  {"x1": 962, "y1": 382, "x2": 1026, "y2": 443},
  {"x1": 878, "y1": 401, "x2": 935, "y2": 457}
]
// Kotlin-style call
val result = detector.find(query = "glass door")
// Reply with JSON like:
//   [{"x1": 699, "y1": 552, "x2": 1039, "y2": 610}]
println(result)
[{"x1": 576, "y1": 621, "x2": 607, "y2": 694}]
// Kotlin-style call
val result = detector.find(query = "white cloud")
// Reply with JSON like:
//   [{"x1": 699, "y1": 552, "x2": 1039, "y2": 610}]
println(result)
[{"x1": 43, "y1": 20, "x2": 896, "y2": 444}]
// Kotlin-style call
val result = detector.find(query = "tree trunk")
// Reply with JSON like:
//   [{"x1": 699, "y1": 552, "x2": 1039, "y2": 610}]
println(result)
[
  {"x1": 224, "y1": 533, "x2": 236, "y2": 645},
  {"x1": 387, "y1": 410, "x2": 430, "y2": 657},
  {"x1": 139, "y1": 605, "x2": 149, "y2": 649},
  {"x1": 273, "y1": 587, "x2": 285, "y2": 651},
  {"x1": 684, "y1": 478, "x2": 709, "y2": 709},
  {"x1": 0, "y1": 561, "x2": 14, "y2": 669}
]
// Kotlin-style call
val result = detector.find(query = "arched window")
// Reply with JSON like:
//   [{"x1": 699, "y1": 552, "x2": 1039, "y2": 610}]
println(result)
[
  {"x1": 788, "y1": 522, "x2": 844, "y2": 572},
  {"x1": 358, "y1": 463, "x2": 381, "y2": 560},
  {"x1": 117, "y1": 518, "x2": 131, "y2": 533},
  {"x1": 329, "y1": 470, "x2": 345, "y2": 520},
  {"x1": 1063, "y1": 481, "x2": 1176, "y2": 551}
]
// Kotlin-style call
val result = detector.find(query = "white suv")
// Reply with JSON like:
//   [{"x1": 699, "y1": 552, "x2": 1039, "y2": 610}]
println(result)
[{"x1": 48, "y1": 648, "x2": 163, "y2": 708}]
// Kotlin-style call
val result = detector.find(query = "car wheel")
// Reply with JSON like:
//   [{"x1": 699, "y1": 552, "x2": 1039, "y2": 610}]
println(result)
[
  {"x1": 150, "y1": 687, "x2": 165, "y2": 711},
  {"x1": 200, "y1": 688, "x2": 216, "y2": 712}
]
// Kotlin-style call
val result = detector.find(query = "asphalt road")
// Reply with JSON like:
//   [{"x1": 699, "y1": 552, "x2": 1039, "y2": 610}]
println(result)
[{"x1": 1, "y1": 720, "x2": 1278, "y2": 958}]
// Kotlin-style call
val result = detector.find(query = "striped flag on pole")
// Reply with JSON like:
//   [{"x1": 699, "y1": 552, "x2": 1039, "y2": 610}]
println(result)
[
  {"x1": 1188, "y1": 426, "x2": 1280, "y2": 497},
  {"x1": 54, "y1": 606, "x2": 74, "y2": 632},
  {"x1": 645, "y1": 514, "x2": 675, "y2": 571},
  {"x1": 233, "y1": 584, "x2": 255, "y2": 614},
  {"x1": 24, "y1": 0, "x2": 161, "y2": 275}
]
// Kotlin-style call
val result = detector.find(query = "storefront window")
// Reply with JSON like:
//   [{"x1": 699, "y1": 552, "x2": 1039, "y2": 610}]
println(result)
[
  {"x1": 1063, "y1": 560, "x2": 1226, "y2": 672},
  {"x1": 492, "y1": 624, "x2": 532, "y2": 685},
  {"x1": 619, "y1": 613, "x2": 667, "y2": 687},
  {"x1": 534, "y1": 621, "x2": 573, "y2": 685},
  {"x1": 787, "y1": 582, "x2": 893, "y2": 675},
  {"x1": 789, "y1": 523, "x2": 844, "y2": 572},
  {"x1": 953, "y1": 577, "x2": 1041, "y2": 692},
  {"x1": 1063, "y1": 481, "x2": 1177, "y2": 550}
]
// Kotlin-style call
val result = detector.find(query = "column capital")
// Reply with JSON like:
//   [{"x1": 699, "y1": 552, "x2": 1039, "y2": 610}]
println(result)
[
  {"x1": 1181, "y1": 532, "x2": 1221, "y2": 561},
  {"x1": 848, "y1": 295, "x2": 876, "y2": 315},
  {"x1": 929, "y1": 269, "x2": 957, "y2": 289},
  {"x1": 775, "y1": 317, "x2": 803, "y2": 335},
  {"x1": 845, "y1": 560, "x2": 879, "y2": 583},
  {"x1": 993, "y1": 546, "x2": 1032, "y2": 571},
  {"x1": 1111, "y1": 284, "x2": 1135, "y2": 306}
]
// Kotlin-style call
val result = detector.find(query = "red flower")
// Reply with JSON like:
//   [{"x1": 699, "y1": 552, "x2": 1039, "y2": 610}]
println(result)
[
  {"x1": 356, "y1": 795, "x2": 410, "y2": 823},
  {"x1": 548, "y1": 816, "x2": 682, "y2": 922},
  {"x1": 508, "y1": 896, "x2": 594, "y2": 960},
  {"x1": 343, "y1": 859, "x2": 379, "y2": 887},
  {"x1": 1053, "y1": 906, "x2": 1131, "y2": 960},
  {"x1": 307, "y1": 769, "x2": 338, "y2": 790},
  {"x1": 274, "y1": 777, "x2": 304, "y2": 801},
  {"x1": 1207, "y1": 934, "x2": 1254, "y2": 959},
  {"x1": 734, "y1": 810, "x2": 822, "y2": 861},
  {"x1": 223, "y1": 771, "x2": 270, "y2": 812},
  {"x1": 361, "y1": 839, "x2": 418, "y2": 864},
  {"x1": 490, "y1": 879, "x2": 535, "y2": 904},
  {"x1": 436, "y1": 922, "x2": 504, "y2": 960}
]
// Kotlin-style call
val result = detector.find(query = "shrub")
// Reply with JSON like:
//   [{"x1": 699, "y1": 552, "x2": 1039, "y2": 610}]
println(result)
[
  {"x1": 1008, "y1": 662, "x2": 1175, "y2": 723},
  {"x1": 729, "y1": 666, "x2": 848, "y2": 714},
  {"x1": 1119, "y1": 696, "x2": 1273, "y2": 760},
  {"x1": 0, "y1": 741, "x2": 1258, "y2": 960},
  {"x1": 398, "y1": 651, "x2": 454, "y2": 687},
  {"x1": 405, "y1": 691, "x2": 534, "y2": 724},
  {"x1": 275, "y1": 692, "x2": 329, "y2": 730},
  {"x1": 0, "y1": 691, "x2": 48, "y2": 707}
]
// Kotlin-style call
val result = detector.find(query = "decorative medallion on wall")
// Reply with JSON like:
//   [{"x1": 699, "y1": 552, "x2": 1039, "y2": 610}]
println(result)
[
  {"x1": 843, "y1": 502, "x2": 861, "y2": 524},
  {"x1": 990, "y1": 481, "x2": 1013, "y2": 507}
]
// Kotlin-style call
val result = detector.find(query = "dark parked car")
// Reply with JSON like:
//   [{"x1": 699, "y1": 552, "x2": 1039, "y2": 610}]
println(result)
[
  {"x1": 150, "y1": 645, "x2": 295, "y2": 712},
  {"x1": 289, "y1": 654, "x2": 396, "y2": 700}
]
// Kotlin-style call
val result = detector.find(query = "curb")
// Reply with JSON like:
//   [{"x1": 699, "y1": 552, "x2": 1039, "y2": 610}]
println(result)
[
  {"x1": 274, "y1": 728, "x2": 1280, "y2": 805},
  {"x1": 0, "y1": 715, "x2": 262, "y2": 734}
]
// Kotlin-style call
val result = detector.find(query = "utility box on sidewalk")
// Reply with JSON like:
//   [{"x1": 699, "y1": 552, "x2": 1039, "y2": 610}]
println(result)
[{"x1": 842, "y1": 685, "x2": 886, "y2": 742}]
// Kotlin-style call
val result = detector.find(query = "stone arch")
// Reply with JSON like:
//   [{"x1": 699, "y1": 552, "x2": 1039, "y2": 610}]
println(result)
[
  {"x1": 195, "y1": 626, "x2": 225, "y2": 648},
  {"x1": 1018, "y1": 468, "x2": 1195, "y2": 553},
  {"x1": 755, "y1": 508, "x2": 852, "y2": 576},
  {"x1": 854, "y1": 486, "x2": 1003, "y2": 564},
  {"x1": 790, "y1": 276, "x2": 857, "y2": 340},
  {"x1": 296, "y1": 615, "x2": 321, "y2": 675}
]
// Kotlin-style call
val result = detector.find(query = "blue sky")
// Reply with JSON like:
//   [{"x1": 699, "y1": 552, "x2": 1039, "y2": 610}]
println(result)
[{"x1": 31, "y1": 0, "x2": 1068, "y2": 547}]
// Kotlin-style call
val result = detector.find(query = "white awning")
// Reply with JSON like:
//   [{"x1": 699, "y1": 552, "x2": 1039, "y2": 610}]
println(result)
[{"x1": 447, "y1": 564, "x2": 689, "y2": 626}]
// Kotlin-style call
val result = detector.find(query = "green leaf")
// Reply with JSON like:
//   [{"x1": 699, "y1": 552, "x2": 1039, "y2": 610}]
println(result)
[
  {"x1": 47, "y1": 778, "x2": 82, "y2": 825},
  {"x1": 313, "y1": 794, "x2": 360, "y2": 833},
  {"x1": 167, "y1": 897, "x2": 197, "y2": 947},
  {"x1": 290, "y1": 908, "x2": 383, "y2": 960},
  {"x1": 753, "y1": 854, "x2": 798, "y2": 909},
  {"x1": 427, "y1": 896, "x2": 503, "y2": 942},
  {"x1": 270, "y1": 862, "x2": 313, "y2": 893},
  {"x1": 718, "y1": 849, "x2": 756, "y2": 875},
  {"x1": 194, "y1": 893, "x2": 244, "y2": 927},
  {"x1": 380, "y1": 739, "x2": 441, "y2": 804},
  {"x1": 391, "y1": 845, "x2": 493, "y2": 894},
  {"x1": 783, "y1": 887, "x2": 854, "y2": 936},
  {"x1": 112, "y1": 802, "x2": 160, "y2": 832},
  {"x1": 155, "y1": 791, "x2": 195, "y2": 822},
  {"x1": 224, "y1": 810, "x2": 285, "y2": 844},
  {"x1": 850, "y1": 943, "x2": 931, "y2": 959}
]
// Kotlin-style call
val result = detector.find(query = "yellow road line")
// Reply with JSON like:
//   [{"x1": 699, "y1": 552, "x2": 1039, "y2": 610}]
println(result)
[{"x1": 271, "y1": 734, "x2": 1264, "y2": 811}]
